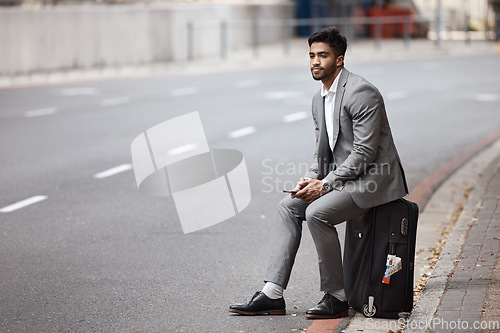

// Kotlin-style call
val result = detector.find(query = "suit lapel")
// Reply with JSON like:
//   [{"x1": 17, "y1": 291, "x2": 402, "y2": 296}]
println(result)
[{"x1": 331, "y1": 68, "x2": 349, "y2": 151}]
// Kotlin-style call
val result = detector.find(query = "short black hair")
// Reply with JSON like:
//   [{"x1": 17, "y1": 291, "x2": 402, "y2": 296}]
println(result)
[{"x1": 308, "y1": 27, "x2": 347, "y2": 58}]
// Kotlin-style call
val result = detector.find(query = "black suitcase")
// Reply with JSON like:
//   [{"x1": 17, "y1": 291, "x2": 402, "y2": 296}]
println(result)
[{"x1": 343, "y1": 198, "x2": 419, "y2": 318}]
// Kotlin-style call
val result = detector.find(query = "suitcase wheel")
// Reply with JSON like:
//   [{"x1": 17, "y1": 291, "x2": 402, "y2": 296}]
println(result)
[{"x1": 362, "y1": 303, "x2": 377, "y2": 317}]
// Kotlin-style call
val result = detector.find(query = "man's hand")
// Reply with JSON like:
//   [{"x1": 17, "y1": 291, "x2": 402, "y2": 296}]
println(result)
[{"x1": 291, "y1": 178, "x2": 325, "y2": 203}]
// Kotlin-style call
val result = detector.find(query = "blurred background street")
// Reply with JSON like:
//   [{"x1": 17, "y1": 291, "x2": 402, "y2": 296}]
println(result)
[{"x1": 1, "y1": 0, "x2": 500, "y2": 332}]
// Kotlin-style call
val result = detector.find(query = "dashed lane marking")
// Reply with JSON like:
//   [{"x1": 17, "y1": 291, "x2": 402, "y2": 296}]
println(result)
[
  {"x1": 0, "y1": 195, "x2": 48, "y2": 213},
  {"x1": 25, "y1": 107, "x2": 57, "y2": 118},
  {"x1": 100, "y1": 97, "x2": 131, "y2": 107},
  {"x1": 266, "y1": 91, "x2": 304, "y2": 100},
  {"x1": 168, "y1": 143, "x2": 199, "y2": 156},
  {"x1": 228, "y1": 126, "x2": 256, "y2": 139},
  {"x1": 474, "y1": 93, "x2": 498, "y2": 102},
  {"x1": 169, "y1": 87, "x2": 198, "y2": 97},
  {"x1": 93, "y1": 164, "x2": 133, "y2": 179},
  {"x1": 236, "y1": 80, "x2": 260, "y2": 89},
  {"x1": 283, "y1": 111, "x2": 308, "y2": 123},
  {"x1": 60, "y1": 87, "x2": 100, "y2": 96}
]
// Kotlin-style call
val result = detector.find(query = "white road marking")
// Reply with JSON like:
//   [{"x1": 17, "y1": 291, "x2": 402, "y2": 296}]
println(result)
[
  {"x1": 100, "y1": 97, "x2": 131, "y2": 107},
  {"x1": 475, "y1": 93, "x2": 498, "y2": 102},
  {"x1": 25, "y1": 107, "x2": 57, "y2": 118},
  {"x1": 228, "y1": 126, "x2": 256, "y2": 139},
  {"x1": 168, "y1": 143, "x2": 199, "y2": 156},
  {"x1": 283, "y1": 111, "x2": 308, "y2": 123},
  {"x1": 169, "y1": 87, "x2": 198, "y2": 97},
  {"x1": 236, "y1": 80, "x2": 260, "y2": 89},
  {"x1": 0, "y1": 195, "x2": 48, "y2": 213},
  {"x1": 386, "y1": 91, "x2": 409, "y2": 101},
  {"x1": 93, "y1": 164, "x2": 132, "y2": 179},
  {"x1": 60, "y1": 87, "x2": 100, "y2": 96},
  {"x1": 266, "y1": 91, "x2": 304, "y2": 100}
]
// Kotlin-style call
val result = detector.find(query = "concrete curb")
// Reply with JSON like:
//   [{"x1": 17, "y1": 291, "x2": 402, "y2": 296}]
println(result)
[{"x1": 405, "y1": 138, "x2": 500, "y2": 333}]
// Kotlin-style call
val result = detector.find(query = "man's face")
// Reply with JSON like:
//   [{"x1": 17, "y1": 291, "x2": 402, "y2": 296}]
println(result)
[{"x1": 309, "y1": 42, "x2": 343, "y2": 84}]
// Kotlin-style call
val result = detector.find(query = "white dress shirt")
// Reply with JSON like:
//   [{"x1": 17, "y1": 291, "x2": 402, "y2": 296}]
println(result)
[{"x1": 320, "y1": 68, "x2": 343, "y2": 151}]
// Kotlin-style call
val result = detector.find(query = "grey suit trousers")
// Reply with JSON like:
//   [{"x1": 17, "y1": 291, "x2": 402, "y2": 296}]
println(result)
[{"x1": 264, "y1": 188, "x2": 368, "y2": 291}]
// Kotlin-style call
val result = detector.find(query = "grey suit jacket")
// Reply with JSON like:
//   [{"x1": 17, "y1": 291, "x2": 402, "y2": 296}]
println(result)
[{"x1": 304, "y1": 68, "x2": 408, "y2": 209}]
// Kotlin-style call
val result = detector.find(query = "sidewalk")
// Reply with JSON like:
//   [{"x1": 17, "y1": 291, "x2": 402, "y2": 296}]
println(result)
[
  {"x1": 341, "y1": 138, "x2": 500, "y2": 333},
  {"x1": 405, "y1": 139, "x2": 500, "y2": 333}
]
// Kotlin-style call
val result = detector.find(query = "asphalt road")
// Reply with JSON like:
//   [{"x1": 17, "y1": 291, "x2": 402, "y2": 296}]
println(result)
[{"x1": 1, "y1": 53, "x2": 499, "y2": 333}]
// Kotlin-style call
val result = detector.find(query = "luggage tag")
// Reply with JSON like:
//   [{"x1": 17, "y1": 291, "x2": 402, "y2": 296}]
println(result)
[{"x1": 382, "y1": 254, "x2": 402, "y2": 284}]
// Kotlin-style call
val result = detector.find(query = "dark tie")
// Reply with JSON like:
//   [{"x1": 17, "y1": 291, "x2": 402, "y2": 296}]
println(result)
[{"x1": 318, "y1": 99, "x2": 333, "y2": 178}]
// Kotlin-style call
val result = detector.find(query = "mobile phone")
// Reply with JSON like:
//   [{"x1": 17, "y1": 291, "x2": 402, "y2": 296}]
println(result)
[{"x1": 283, "y1": 189, "x2": 298, "y2": 194}]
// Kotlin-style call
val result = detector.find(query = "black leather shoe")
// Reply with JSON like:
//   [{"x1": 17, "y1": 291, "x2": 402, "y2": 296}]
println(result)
[
  {"x1": 229, "y1": 291, "x2": 286, "y2": 315},
  {"x1": 305, "y1": 293, "x2": 349, "y2": 319}
]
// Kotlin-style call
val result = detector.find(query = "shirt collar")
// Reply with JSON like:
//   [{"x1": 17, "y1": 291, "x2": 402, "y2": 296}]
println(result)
[{"x1": 321, "y1": 68, "x2": 343, "y2": 97}]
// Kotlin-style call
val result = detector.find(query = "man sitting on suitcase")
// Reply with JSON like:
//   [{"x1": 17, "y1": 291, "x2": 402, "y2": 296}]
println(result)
[{"x1": 229, "y1": 26, "x2": 409, "y2": 319}]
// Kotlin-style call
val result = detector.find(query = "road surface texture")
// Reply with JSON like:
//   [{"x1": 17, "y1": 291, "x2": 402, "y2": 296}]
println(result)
[{"x1": 1, "y1": 44, "x2": 499, "y2": 332}]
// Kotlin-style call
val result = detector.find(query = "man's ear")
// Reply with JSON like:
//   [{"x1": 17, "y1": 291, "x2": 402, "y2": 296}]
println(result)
[{"x1": 336, "y1": 55, "x2": 344, "y2": 67}]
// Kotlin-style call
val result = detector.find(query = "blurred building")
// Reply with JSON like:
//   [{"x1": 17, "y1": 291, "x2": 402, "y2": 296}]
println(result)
[
  {"x1": 414, "y1": 0, "x2": 491, "y2": 31},
  {"x1": 0, "y1": 0, "x2": 493, "y2": 33}
]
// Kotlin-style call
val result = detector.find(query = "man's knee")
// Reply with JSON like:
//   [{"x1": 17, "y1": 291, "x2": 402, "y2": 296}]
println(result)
[
  {"x1": 305, "y1": 204, "x2": 321, "y2": 224},
  {"x1": 305, "y1": 203, "x2": 336, "y2": 228},
  {"x1": 278, "y1": 195, "x2": 299, "y2": 214},
  {"x1": 277, "y1": 196, "x2": 307, "y2": 223},
  {"x1": 277, "y1": 196, "x2": 290, "y2": 212}
]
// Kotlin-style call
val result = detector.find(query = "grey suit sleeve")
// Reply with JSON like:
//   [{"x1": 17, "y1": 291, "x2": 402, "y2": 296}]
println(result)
[{"x1": 324, "y1": 84, "x2": 382, "y2": 186}]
